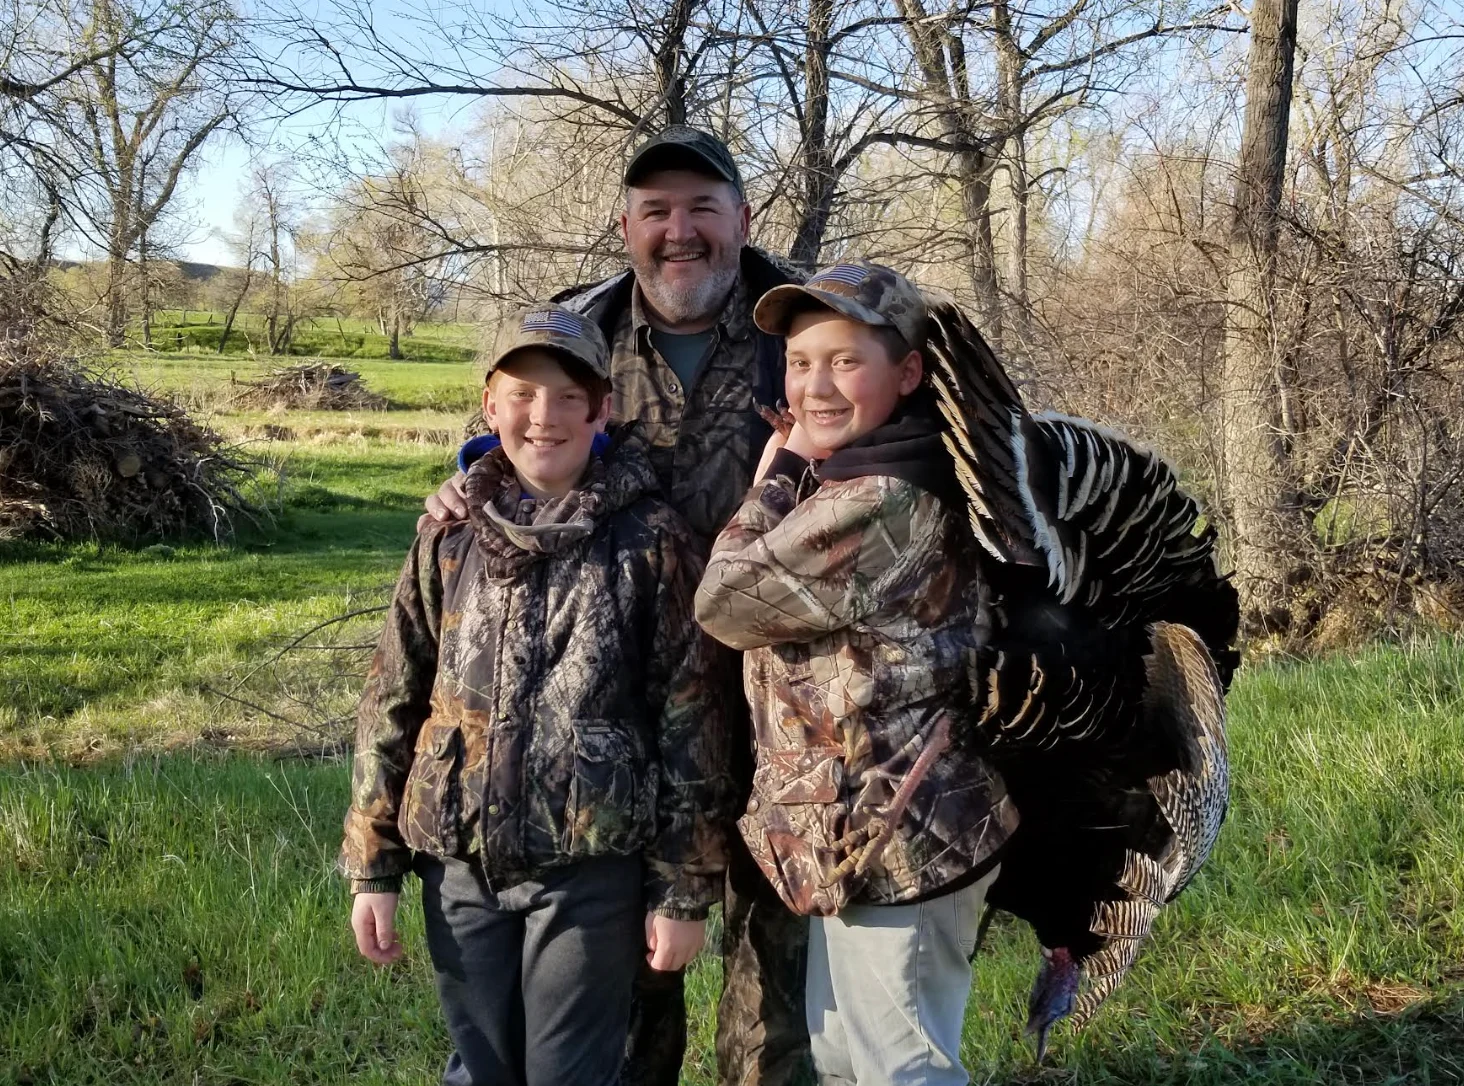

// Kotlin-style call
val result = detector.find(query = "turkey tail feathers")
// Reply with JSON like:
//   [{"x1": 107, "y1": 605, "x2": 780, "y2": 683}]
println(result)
[
  {"x1": 1143, "y1": 622, "x2": 1230, "y2": 897},
  {"x1": 924, "y1": 300, "x2": 1227, "y2": 631},
  {"x1": 1066, "y1": 622, "x2": 1231, "y2": 1030}
]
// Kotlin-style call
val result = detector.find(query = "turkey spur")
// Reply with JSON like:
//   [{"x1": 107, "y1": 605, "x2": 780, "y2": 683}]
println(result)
[{"x1": 849, "y1": 298, "x2": 1239, "y2": 1060}]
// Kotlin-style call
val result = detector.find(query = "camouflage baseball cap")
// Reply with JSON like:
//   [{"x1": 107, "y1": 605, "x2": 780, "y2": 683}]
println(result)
[
  {"x1": 754, "y1": 259, "x2": 928, "y2": 351},
  {"x1": 488, "y1": 303, "x2": 610, "y2": 380},
  {"x1": 624, "y1": 125, "x2": 744, "y2": 197}
]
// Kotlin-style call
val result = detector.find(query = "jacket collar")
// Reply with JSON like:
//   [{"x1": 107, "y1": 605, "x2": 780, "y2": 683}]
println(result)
[{"x1": 464, "y1": 424, "x2": 658, "y2": 574}]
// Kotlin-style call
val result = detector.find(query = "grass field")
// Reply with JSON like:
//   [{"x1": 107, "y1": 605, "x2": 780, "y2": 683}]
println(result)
[
  {"x1": 5, "y1": 329, "x2": 1464, "y2": 1084},
  {"x1": 124, "y1": 312, "x2": 480, "y2": 364}
]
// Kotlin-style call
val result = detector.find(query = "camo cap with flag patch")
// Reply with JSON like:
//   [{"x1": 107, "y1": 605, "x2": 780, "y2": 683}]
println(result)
[
  {"x1": 753, "y1": 259, "x2": 928, "y2": 352},
  {"x1": 488, "y1": 302, "x2": 611, "y2": 380}
]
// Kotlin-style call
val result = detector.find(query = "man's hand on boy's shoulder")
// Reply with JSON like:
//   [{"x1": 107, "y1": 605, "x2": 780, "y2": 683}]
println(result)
[
  {"x1": 645, "y1": 913, "x2": 706, "y2": 973},
  {"x1": 418, "y1": 471, "x2": 469, "y2": 533},
  {"x1": 352, "y1": 891, "x2": 405, "y2": 966}
]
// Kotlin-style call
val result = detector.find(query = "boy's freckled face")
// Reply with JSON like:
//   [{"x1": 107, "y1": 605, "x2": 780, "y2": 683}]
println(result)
[
  {"x1": 484, "y1": 350, "x2": 610, "y2": 499},
  {"x1": 784, "y1": 311, "x2": 923, "y2": 451}
]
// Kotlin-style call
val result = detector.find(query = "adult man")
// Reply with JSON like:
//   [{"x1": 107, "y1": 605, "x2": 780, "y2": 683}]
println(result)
[{"x1": 420, "y1": 126, "x2": 812, "y2": 1086}]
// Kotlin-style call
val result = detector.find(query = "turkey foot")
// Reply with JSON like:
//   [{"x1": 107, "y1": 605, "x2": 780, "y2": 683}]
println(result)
[{"x1": 821, "y1": 717, "x2": 951, "y2": 887}]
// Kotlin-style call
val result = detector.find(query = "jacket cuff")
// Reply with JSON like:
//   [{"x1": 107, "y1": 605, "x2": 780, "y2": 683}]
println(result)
[
  {"x1": 646, "y1": 868, "x2": 722, "y2": 918},
  {"x1": 351, "y1": 875, "x2": 404, "y2": 894},
  {"x1": 763, "y1": 447, "x2": 810, "y2": 482},
  {"x1": 653, "y1": 903, "x2": 712, "y2": 922}
]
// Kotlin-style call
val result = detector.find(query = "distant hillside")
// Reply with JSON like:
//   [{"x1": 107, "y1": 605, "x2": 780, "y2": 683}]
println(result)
[{"x1": 51, "y1": 258, "x2": 239, "y2": 281}]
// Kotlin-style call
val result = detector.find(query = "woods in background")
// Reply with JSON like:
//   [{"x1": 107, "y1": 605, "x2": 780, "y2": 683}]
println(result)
[{"x1": 3, "y1": 0, "x2": 1463, "y2": 645}]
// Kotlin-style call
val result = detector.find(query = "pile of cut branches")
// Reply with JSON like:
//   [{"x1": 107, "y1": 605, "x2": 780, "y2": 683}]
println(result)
[
  {"x1": 233, "y1": 363, "x2": 388, "y2": 410},
  {"x1": 0, "y1": 355, "x2": 257, "y2": 542}
]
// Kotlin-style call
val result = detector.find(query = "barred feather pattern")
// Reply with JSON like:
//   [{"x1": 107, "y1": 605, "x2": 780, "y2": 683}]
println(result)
[
  {"x1": 1066, "y1": 623, "x2": 1230, "y2": 1031},
  {"x1": 924, "y1": 300, "x2": 1223, "y2": 632}
]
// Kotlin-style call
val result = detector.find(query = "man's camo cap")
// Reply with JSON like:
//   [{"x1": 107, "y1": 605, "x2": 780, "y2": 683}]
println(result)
[
  {"x1": 488, "y1": 303, "x2": 611, "y2": 381},
  {"x1": 624, "y1": 125, "x2": 745, "y2": 197},
  {"x1": 754, "y1": 259, "x2": 928, "y2": 352}
]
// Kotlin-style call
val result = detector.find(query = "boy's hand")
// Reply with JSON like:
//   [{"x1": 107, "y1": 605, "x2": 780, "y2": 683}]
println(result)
[
  {"x1": 645, "y1": 913, "x2": 706, "y2": 972},
  {"x1": 352, "y1": 892, "x2": 404, "y2": 965},
  {"x1": 783, "y1": 421, "x2": 831, "y2": 462},
  {"x1": 417, "y1": 472, "x2": 468, "y2": 532},
  {"x1": 755, "y1": 428, "x2": 789, "y2": 480}
]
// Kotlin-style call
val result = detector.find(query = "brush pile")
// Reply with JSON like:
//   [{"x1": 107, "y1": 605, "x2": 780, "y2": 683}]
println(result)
[
  {"x1": 0, "y1": 356, "x2": 256, "y2": 542},
  {"x1": 233, "y1": 363, "x2": 388, "y2": 410}
]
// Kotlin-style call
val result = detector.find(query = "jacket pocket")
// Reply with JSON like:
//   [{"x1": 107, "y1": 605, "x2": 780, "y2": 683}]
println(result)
[
  {"x1": 740, "y1": 746, "x2": 857, "y2": 915},
  {"x1": 564, "y1": 720, "x2": 655, "y2": 857},
  {"x1": 400, "y1": 721, "x2": 464, "y2": 857}
]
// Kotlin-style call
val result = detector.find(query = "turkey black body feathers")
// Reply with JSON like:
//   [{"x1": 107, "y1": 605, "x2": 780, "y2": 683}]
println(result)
[{"x1": 919, "y1": 298, "x2": 1240, "y2": 1056}]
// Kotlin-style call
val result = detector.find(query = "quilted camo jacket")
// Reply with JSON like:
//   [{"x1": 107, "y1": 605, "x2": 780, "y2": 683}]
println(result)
[
  {"x1": 694, "y1": 463, "x2": 1017, "y2": 916},
  {"x1": 341, "y1": 428, "x2": 736, "y2": 918}
]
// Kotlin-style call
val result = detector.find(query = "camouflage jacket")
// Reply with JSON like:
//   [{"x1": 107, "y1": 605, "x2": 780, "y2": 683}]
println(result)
[
  {"x1": 342, "y1": 428, "x2": 735, "y2": 918},
  {"x1": 553, "y1": 247, "x2": 800, "y2": 541},
  {"x1": 695, "y1": 462, "x2": 1017, "y2": 915}
]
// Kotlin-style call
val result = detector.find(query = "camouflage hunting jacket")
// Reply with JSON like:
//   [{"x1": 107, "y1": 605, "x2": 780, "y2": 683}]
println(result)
[
  {"x1": 553, "y1": 247, "x2": 800, "y2": 541},
  {"x1": 342, "y1": 427, "x2": 735, "y2": 918},
  {"x1": 695, "y1": 458, "x2": 1017, "y2": 915}
]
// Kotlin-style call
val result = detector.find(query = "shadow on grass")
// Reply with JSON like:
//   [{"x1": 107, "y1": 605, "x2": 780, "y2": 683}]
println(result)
[{"x1": 994, "y1": 992, "x2": 1464, "y2": 1085}]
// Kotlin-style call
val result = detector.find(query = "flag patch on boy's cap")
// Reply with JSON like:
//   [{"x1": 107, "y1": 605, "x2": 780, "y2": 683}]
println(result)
[
  {"x1": 809, "y1": 263, "x2": 870, "y2": 288},
  {"x1": 521, "y1": 310, "x2": 585, "y2": 337}
]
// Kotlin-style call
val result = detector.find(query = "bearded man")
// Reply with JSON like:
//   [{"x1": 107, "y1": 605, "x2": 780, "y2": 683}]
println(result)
[{"x1": 421, "y1": 126, "x2": 812, "y2": 1086}]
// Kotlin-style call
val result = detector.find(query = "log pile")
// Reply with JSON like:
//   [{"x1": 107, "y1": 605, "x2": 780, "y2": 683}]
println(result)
[
  {"x1": 233, "y1": 363, "x2": 388, "y2": 410},
  {"x1": 0, "y1": 357, "x2": 256, "y2": 542}
]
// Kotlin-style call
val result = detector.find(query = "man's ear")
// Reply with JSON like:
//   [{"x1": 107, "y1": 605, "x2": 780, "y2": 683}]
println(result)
[
  {"x1": 481, "y1": 385, "x2": 497, "y2": 432},
  {"x1": 619, "y1": 208, "x2": 631, "y2": 249},
  {"x1": 898, "y1": 350, "x2": 923, "y2": 397},
  {"x1": 737, "y1": 200, "x2": 752, "y2": 245}
]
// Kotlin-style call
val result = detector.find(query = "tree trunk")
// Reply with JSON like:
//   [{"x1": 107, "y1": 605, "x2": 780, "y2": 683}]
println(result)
[
  {"x1": 993, "y1": 2, "x2": 1031, "y2": 356},
  {"x1": 138, "y1": 231, "x2": 153, "y2": 349},
  {"x1": 959, "y1": 151, "x2": 1003, "y2": 348},
  {"x1": 104, "y1": 242, "x2": 128, "y2": 348},
  {"x1": 388, "y1": 304, "x2": 403, "y2": 360},
  {"x1": 789, "y1": 0, "x2": 835, "y2": 268},
  {"x1": 1220, "y1": 0, "x2": 1306, "y2": 632}
]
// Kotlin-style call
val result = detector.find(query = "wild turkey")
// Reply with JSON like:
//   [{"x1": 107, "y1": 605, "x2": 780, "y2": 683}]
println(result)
[{"x1": 835, "y1": 299, "x2": 1239, "y2": 1059}]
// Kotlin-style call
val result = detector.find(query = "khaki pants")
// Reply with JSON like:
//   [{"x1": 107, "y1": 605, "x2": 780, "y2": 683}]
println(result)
[{"x1": 804, "y1": 868, "x2": 999, "y2": 1086}]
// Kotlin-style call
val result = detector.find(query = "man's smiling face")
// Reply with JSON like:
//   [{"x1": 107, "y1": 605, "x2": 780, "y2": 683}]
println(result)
[{"x1": 620, "y1": 169, "x2": 751, "y2": 332}]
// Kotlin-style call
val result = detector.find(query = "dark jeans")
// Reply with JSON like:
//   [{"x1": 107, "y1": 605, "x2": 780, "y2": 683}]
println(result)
[{"x1": 416, "y1": 852, "x2": 645, "y2": 1086}]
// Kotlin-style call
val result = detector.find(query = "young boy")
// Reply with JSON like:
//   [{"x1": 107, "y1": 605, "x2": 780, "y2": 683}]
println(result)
[
  {"x1": 695, "y1": 262, "x2": 1016, "y2": 1085},
  {"x1": 342, "y1": 303, "x2": 733, "y2": 1086}
]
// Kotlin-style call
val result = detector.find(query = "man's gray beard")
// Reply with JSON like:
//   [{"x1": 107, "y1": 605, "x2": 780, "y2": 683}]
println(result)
[{"x1": 632, "y1": 257, "x2": 740, "y2": 327}]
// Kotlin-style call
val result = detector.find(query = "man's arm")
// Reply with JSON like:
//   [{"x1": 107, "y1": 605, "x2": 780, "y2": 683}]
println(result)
[{"x1": 340, "y1": 527, "x2": 448, "y2": 891}]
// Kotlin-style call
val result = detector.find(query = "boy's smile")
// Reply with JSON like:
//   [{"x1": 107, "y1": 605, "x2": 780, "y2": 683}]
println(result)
[
  {"x1": 484, "y1": 350, "x2": 611, "y2": 499},
  {"x1": 784, "y1": 311, "x2": 923, "y2": 451}
]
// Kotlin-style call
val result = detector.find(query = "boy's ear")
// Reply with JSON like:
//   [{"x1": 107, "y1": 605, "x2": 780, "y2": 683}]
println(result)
[
  {"x1": 481, "y1": 385, "x2": 497, "y2": 432},
  {"x1": 593, "y1": 392, "x2": 613, "y2": 431},
  {"x1": 898, "y1": 350, "x2": 923, "y2": 397}
]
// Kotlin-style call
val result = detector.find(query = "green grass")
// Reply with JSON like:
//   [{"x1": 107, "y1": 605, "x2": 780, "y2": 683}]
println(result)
[
  {"x1": 0, "y1": 441, "x2": 456, "y2": 758},
  {"x1": 127, "y1": 313, "x2": 480, "y2": 364},
  {"x1": 6, "y1": 347, "x2": 1464, "y2": 1083},
  {"x1": 2, "y1": 641, "x2": 1461, "y2": 1084},
  {"x1": 111, "y1": 353, "x2": 481, "y2": 415}
]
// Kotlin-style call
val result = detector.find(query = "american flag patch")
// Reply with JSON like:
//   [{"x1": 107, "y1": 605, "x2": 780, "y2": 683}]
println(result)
[
  {"x1": 521, "y1": 310, "x2": 584, "y2": 337},
  {"x1": 810, "y1": 263, "x2": 868, "y2": 288}
]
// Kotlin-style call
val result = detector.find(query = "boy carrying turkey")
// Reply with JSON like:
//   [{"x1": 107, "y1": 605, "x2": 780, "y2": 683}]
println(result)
[
  {"x1": 341, "y1": 302, "x2": 733, "y2": 1086},
  {"x1": 694, "y1": 261, "x2": 1016, "y2": 1085}
]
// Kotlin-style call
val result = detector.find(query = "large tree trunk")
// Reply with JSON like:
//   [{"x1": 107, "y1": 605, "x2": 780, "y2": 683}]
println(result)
[{"x1": 1220, "y1": 0, "x2": 1307, "y2": 632}]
